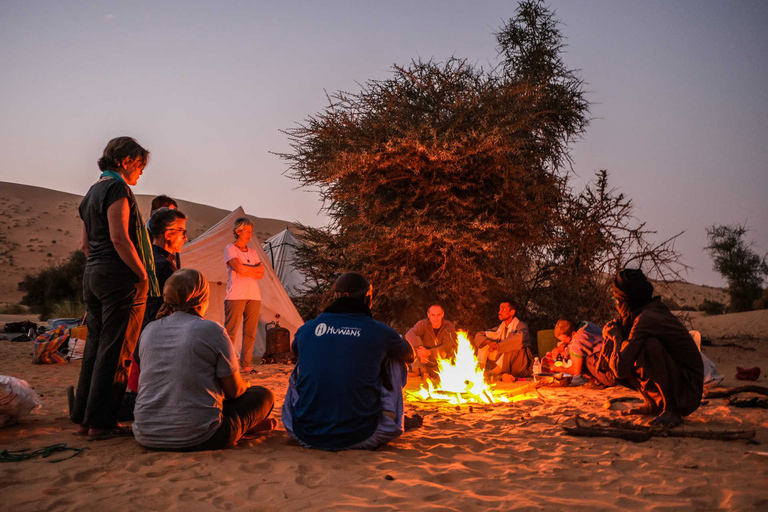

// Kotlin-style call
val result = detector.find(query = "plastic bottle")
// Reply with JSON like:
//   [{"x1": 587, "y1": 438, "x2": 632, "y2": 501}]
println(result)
[{"x1": 532, "y1": 357, "x2": 541, "y2": 382}]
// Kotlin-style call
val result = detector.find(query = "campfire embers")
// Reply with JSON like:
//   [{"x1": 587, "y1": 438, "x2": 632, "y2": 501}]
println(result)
[{"x1": 408, "y1": 331, "x2": 528, "y2": 405}]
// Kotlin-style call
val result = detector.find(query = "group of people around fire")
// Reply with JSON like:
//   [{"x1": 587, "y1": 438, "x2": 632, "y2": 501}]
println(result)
[{"x1": 69, "y1": 136, "x2": 705, "y2": 454}]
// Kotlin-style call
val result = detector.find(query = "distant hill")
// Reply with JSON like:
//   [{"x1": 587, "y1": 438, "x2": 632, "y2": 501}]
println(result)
[
  {"x1": 0, "y1": 181, "x2": 295, "y2": 304},
  {"x1": 653, "y1": 280, "x2": 729, "y2": 310}
]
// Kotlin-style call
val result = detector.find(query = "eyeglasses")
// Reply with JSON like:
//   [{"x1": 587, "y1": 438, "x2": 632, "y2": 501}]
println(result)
[{"x1": 166, "y1": 229, "x2": 187, "y2": 237}]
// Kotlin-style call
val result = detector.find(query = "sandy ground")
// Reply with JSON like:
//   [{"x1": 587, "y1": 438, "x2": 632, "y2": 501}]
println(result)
[
  {"x1": 0, "y1": 181, "x2": 294, "y2": 305},
  {"x1": 2, "y1": 311, "x2": 768, "y2": 511}
]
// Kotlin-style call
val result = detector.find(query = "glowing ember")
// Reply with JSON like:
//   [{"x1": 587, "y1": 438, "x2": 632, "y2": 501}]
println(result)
[{"x1": 410, "y1": 331, "x2": 512, "y2": 404}]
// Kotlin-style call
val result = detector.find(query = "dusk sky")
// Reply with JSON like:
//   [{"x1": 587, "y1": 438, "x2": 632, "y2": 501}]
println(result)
[{"x1": 1, "y1": 0, "x2": 766, "y2": 288}]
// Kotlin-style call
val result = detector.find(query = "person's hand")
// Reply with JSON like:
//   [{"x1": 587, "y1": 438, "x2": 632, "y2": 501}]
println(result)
[
  {"x1": 416, "y1": 346, "x2": 430, "y2": 364},
  {"x1": 501, "y1": 374, "x2": 516, "y2": 383},
  {"x1": 488, "y1": 341, "x2": 499, "y2": 351},
  {"x1": 602, "y1": 319, "x2": 622, "y2": 342}
]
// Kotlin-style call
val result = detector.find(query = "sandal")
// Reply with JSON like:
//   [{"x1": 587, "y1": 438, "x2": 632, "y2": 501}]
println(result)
[{"x1": 87, "y1": 425, "x2": 134, "y2": 441}]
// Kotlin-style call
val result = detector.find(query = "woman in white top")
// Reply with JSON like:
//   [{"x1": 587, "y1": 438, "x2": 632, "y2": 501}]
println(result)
[{"x1": 223, "y1": 217, "x2": 265, "y2": 372}]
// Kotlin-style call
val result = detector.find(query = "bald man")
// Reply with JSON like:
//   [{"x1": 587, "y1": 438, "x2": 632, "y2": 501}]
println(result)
[{"x1": 405, "y1": 304, "x2": 458, "y2": 378}]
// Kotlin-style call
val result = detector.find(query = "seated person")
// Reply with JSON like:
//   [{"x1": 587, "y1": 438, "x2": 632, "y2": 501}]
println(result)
[
  {"x1": 542, "y1": 319, "x2": 601, "y2": 373},
  {"x1": 143, "y1": 207, "x2": 187, "y2": 328},
  {"x1": 282, "y1": 272, "x2": 420, "y2": 451},
  {"x1": 604, "y1": 269, "x2": 704, "y2": 427},
  {"x1": 405, "y1": 304, "x2": 457, "y2": 378},
  {"x1": 132, "y1": 269, "x2": 275, "y2": 451},
  {"x1": 120, "y1": 207, "x2": 188, "y2": 419},
  {"x1": 473, "y1": 299, "x2": 532, "y2": 378}
]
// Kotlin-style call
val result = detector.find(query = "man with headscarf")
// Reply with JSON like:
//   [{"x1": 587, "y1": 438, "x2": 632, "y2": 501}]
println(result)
[
  {"x1": 132, "y1": 269, "x2": 275, "y2": 450},
  {"x1": 603, "y1": 269, "x2": 704, "y2": 427},
  {"x1": 282, "y1": 272, "x2": 421, "y2": 450}
]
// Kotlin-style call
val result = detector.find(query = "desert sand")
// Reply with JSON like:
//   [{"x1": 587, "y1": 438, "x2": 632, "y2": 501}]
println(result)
[
  {"x1": 0, "y1": 182, "x2": 295, "y2": 305},
  {"x1": 2, "y1": 310, "x2": 767, "y2": 511}
]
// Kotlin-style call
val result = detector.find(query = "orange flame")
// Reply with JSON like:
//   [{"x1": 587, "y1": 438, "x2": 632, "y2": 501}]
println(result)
[{"x1": 411, "y1": 331, "x2": 510, "y2": 404}]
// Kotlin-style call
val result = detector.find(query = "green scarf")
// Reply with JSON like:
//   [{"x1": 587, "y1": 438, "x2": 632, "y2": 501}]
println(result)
[{"x1": 100, "y1": 170, "x2": 160, "y2": 297}]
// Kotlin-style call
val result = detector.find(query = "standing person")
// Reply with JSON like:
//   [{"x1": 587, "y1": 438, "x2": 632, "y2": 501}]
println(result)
[
  {"x1": 282, "y1": 272, "x2": 421, "y2": 451},
  {"x1": 473, "y1": 299, "x2": 532, "y2": 378},
  {"x1": 71, "y1": 136, "x2": 158, "y2": 439},
  {"x1": 604, "y1": 269, "x2": 704, "y2": 427},
  {"x1": 224, "y1": 217, "x2": 264, "y2": 373},
  {"x1": 405, "y1": 304, "x2": 458, "y2": 378},
  {"x1": 133, "y1": 269, "x2": 275, "y2": 451}
]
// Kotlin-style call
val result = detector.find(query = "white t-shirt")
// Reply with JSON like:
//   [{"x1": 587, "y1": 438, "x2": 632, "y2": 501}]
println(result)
[
  {"x1": 133, "y1": 312, "x2": 239, "y2": 449},
  {"x1": 223, "y1": 243, "x2": 262, "y2": 300}
]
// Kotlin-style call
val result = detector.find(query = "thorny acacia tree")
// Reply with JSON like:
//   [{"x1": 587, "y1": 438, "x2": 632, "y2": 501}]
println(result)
[
  {"x1": 706, "y1": 224, "x2": 768, "y2": 312},
  {"x1": 280, "y1": 0, "x2": 682, "y2": 332}
]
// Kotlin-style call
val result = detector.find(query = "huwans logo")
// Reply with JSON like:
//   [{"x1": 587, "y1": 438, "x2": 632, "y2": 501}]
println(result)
[{"x1": 314, "y1": 323, "x2": 361, "y2": 337}]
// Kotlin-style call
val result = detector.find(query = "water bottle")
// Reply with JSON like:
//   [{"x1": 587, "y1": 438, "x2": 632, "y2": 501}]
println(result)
[{"x1": 532, "y1": 357, "x2": 541, "y2": 382}]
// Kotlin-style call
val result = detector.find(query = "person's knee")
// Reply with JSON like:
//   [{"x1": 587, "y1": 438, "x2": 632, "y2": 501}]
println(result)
[{"x1": 253, "y1": 385, "x2": 275, "y2": 402}]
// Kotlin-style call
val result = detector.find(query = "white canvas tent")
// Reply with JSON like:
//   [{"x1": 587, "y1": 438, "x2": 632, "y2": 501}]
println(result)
[
  {"x1": 180, "y1": 207, "x2": 304, "y2": 357},
  {"x1": 262, "y1": 229, "x2": 308, "y2": 298}
]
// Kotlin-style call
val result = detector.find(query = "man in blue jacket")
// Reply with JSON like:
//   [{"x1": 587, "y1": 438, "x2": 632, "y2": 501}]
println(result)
[{"x1": 282, "y1": 272, "x2": 420, "y2": 450}]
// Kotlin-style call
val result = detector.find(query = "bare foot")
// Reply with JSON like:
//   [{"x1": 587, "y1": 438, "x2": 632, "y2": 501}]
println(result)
[
  {"x1": 249, "y1": 417, "x2": 277, "y2": 433},
  {"x1": 620, "y1": 402, "x2": 662, "y2": 416},
  {"x1": 74, "y1": 424, "x2": 89, "y2": 436},
  {"x1": 649, "y1": 410, "x2": 683, "y2": 428}
]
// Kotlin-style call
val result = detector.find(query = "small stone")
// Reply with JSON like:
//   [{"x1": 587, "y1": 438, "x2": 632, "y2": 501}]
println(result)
[{"x1": 384, "y1": 475, "x2": 395, "y2": 481}]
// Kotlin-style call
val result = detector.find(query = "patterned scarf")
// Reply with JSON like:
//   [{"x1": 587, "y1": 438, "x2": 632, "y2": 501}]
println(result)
[
  {"x1": 157, "y1": 269, "x2": 210, "y2": 319},
  {"x1": 100, "y1": 170, "x2": 160, "y2": 297}
]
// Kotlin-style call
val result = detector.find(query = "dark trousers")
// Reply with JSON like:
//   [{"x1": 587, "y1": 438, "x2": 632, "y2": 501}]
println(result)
[
  {"x1": 177, "y1": 386, "x2": 275, "y2": 452},
  {"x1": 71, "y1": 263, "x2": 147, "y2": 428},
  {"x1": 584, "y1": 353, "x2": 619, "y2": 387},
  {"x1": 627, "y1": 338, "x2": 702, "y2": 416}
]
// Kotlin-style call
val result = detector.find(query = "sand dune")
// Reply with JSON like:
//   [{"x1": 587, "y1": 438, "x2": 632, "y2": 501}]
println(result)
[
  {"x1": 0, "y1": 181, "x2": 294, "y2": 305},
  {"x1": 1, "y1": 310, "x2": 767, "y2": 511}
]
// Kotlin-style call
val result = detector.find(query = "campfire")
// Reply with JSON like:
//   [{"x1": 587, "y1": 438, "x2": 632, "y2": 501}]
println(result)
[{"x1": 408, "y1": 331, "x2": 535, "y2": 405}]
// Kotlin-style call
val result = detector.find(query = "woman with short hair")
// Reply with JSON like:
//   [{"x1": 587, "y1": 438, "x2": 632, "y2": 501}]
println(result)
[
  {"x1": 71, "y1": 136, "x2": 157, "y2": 439},
  {"x1": 223, "y1": 217, "x2": 264, "y2": 372}
]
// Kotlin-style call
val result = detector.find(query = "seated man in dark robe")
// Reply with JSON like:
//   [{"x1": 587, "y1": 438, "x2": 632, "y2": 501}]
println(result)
[
  {"x1": 604, "y1": 269, "x2": 704, "y2": 427},
  {"x1": 405, "y1": 304, "x2": 458, "y2": 379}
]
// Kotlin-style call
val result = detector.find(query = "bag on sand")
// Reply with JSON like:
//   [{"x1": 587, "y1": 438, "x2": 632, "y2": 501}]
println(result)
[
  {"x1": 33, "y1": 325, "x2": 69, "y2": 364},
  {"x1": 0, "y1": 375, "x2": 43, "y2": 429}
]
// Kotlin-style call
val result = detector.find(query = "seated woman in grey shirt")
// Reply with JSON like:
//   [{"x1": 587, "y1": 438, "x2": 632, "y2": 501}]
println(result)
[{"x1": 133, "y1": 268, "x2": 275, "y2": 451}]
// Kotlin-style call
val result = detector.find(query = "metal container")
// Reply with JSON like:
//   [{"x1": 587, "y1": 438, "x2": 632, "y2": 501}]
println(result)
[{"x1": 265, "y1": 321, "x2": 291, "y2": 355}]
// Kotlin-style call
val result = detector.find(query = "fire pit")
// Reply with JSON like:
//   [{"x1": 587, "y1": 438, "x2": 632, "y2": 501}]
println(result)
[{"x1": 406, "y1": 331, "x2": 537, "y2": 405}]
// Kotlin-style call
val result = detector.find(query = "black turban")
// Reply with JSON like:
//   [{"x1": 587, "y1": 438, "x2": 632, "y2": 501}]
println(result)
[{"x1": 613, "y1": 268, "x2": 654, "y2": 308}]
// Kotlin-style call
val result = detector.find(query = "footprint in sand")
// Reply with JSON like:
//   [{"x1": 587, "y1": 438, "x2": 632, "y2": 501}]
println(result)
[
  {"x1": 238, "y1": 461, "x2": 272, "y2": 474},
  {"x1": 294, "y1": 463, "x2": 325, "y2": 489}
]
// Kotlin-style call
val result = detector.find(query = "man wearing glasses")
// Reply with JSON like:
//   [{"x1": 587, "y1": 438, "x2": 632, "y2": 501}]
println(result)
[{"x1": 143, "y1": 207, "x2": 188, "y2": 327}]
